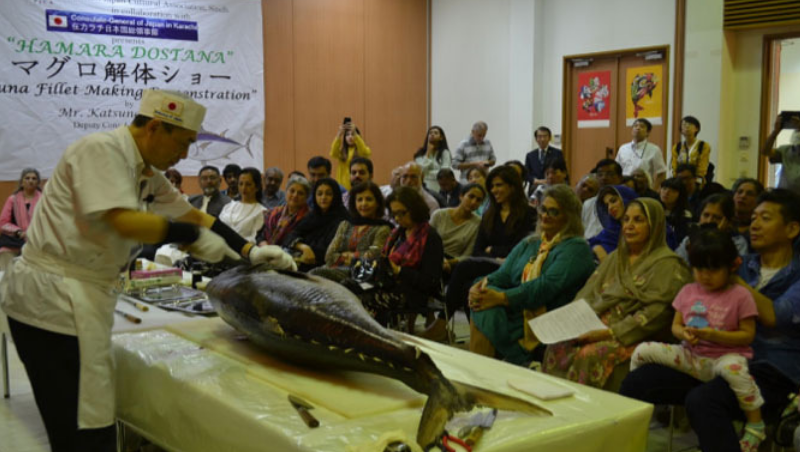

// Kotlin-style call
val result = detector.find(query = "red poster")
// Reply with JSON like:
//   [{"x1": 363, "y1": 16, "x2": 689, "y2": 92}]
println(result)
[{"x1": 577, "y1": 71, "x2": 611, "y2": 128}]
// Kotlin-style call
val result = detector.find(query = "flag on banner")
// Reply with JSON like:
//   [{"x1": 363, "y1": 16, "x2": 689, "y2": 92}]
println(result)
[{"x1": 48, "y1": 13, "x2": 68, "y2": 28}]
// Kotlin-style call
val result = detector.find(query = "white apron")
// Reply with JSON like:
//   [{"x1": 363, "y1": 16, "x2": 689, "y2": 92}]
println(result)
[{"x1": 1, "y1": 246, "x2": 119, "y2": 429}]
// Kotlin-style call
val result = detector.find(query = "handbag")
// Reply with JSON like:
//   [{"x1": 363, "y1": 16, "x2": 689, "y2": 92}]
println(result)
[
  {"x1": 0, "y1": 233, "x2": 24, "y2": 249},
  {"x1": 345, "y1": 256, "x2": 395, "y2": 293}
]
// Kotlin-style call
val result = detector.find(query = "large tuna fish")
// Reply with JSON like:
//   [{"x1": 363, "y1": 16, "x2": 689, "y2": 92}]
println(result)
[{"x1": 206, "y1": 265, "x2": 547, "y2": 448}]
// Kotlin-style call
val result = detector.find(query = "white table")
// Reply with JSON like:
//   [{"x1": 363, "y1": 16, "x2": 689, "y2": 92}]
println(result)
[{"x1": 113, "y1": 317, "x2": 653, "y2": 452}]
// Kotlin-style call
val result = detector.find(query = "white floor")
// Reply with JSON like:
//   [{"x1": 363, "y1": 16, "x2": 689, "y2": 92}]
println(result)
[{"x1": 0, "y1": 320, "x2": 706, "y2": 452}]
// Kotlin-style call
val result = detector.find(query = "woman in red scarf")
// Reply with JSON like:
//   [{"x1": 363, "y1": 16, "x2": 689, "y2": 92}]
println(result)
[
  {"x1": 0, "y1": 168, "x2": 42, "y2": 254},
  {"x1": 359, "y1": 186, "x2": 444, "y2": 325},
  {"x1": 259, "y1": 176, "x2": 310, "y2": 248}
]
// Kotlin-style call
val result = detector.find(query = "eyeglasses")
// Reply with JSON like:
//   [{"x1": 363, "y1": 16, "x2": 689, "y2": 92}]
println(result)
[
  {"x1": 391, "y1": 209, "x2": 408, "y2": 219},
  {"x1": 539, "y1": 207, "x2": 561, "y2": 217}
]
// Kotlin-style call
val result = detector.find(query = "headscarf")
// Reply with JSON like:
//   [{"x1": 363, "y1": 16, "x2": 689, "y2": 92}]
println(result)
[
  {"x1": 577, "y1": 198, "x2": 691, "y2": 345},
  {"x1": 291, "y1": 178, "x2": 350, "y2": 237},
  {"x1": 589, "y1": 185, "x2": 638, "y2": 253}
]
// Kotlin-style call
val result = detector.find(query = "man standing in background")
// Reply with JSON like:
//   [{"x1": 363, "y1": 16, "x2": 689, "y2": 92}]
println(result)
[{"x1": 453, "y1": 121, "x2": 495, "y2": 181}]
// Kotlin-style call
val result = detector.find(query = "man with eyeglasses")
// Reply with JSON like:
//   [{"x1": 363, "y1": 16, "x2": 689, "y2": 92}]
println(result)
[
  {"x1": 399, "y1": 161, "x2": 441, "y2": 214},
  {"x1": 189, "y1": 165, "x2": 231, "y2": 218},
  {"x1": 581, "y1": 158, "x2": 623, "y2": 238},
  {"x1": 616, "y1": 118, "x2": 666, "y2": 189}
]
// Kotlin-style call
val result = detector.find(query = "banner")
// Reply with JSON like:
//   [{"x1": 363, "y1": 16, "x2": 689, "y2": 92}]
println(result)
[
  {"x1": 0, "y1": 0, "x2": 264, "y2": 180},
  {"x1": 625, "y1": 65, "x2": 662, "y2": 126},
  {"x1": 577, "y1": 71, "x2": 611, "y2": 129}
]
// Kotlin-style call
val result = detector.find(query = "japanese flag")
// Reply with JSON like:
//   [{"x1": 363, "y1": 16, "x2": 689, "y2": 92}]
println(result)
[{"x1": 48, "y1": 14, "x2": 68, "y2": 28}]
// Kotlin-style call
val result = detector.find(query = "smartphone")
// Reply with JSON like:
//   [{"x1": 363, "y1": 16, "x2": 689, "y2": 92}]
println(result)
[
  {"x1": 343, "y1": 117, "x2": 352, "y2": 125},
  {"x1": 780, "y1": 111, "x2": 800, "y2": 129}
]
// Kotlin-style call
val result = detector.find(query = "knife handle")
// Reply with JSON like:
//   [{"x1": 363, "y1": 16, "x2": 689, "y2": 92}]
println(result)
[
  {"x1": 464, "y1": 427, "x2": 484, "y2": 446},
  {"x1": 296, "y1": 406, "x2": 319, "y2": 428}
]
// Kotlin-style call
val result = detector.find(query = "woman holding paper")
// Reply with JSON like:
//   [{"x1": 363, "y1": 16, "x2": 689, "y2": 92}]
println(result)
[
  {"x1": 542, "y1": 198, "x2": 691, "y2": 390},
  {"x1": 467, "y1": 185, "x2": 595, "y2": 365}
]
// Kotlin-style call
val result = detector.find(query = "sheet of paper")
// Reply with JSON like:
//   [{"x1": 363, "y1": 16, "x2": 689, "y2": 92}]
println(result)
[{"x1": 527, "y1": 299, "x2": 607, "y2": 344}]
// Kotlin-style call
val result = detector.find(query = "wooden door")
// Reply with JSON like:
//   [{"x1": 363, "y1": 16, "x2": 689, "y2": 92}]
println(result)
[{"x1": 563, "y1": 47, "x2": 669, "y2": 182}]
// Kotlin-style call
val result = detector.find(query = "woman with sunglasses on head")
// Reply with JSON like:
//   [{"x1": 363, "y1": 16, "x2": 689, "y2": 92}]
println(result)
[{"x1": 467, "y1": 185, "x2": 595, "y2": 364}]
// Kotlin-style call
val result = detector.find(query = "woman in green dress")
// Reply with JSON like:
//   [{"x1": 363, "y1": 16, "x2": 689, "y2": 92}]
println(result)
[{"x1": 468, "y1": 185, "x2": 595, "y2": 365}]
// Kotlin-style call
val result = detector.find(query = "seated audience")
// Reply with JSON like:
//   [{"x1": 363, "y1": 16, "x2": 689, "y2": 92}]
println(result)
[
  {"x1": 164, "y1": 168, "x2": 187, "y2": 199},
  {"x1": 582, "y1": 159, "x2": 624, "y2": 239},
  {"x1": 675, "y1": 163, "x2": 727, "y2": 220},
  {"x1": 630, "y1": 227, "x2": 765, "y2": 452},
  {"x1": 219, "y1": 167, "x2": 267, "y2": 242},
  {"x1": 671, "y1": 115, "x2": 712, "y2": 181},
  {"x1": 331, "y1": 121, "x2": 371, "y2": 190},
  {"x1": 543, "y1": 198, "x2": 691, "y2": 390},
  {"x1": 414, "y1": 125, "x2": 452, "y2": 192},
  {"x1": 620, "y1": 189, "x2": 800, "y2": 452},
  {"x1": 261, "y1": 167, "x2": 286, "y2": 209},
  {"x1": 222, "y1": 163, "x2": 242, "y2": 200},
  {"x1": 468, "y1": 185, "x2": 595, "y2": 365},
  {"x1": 286, "y1": 177, "x2": 349, "y2": 272},
  {"x1": 357, "y1": 187, "x2": 444, "y2": 325},
  {"x1": 530, "y1": 156, "x2": 568, "y2": 207},
  {"x1": 466, "y1": 166, "x2": 490, "y2": 216},
  {"x1": 524, "y1": 126, "x2": 563, "y2": 187},
  {"x1": 400, "y1": 162, "x2": 441, "y2": 214},
  {"x1": 259, "y1": 176, "x2": 311, "y2": 247},
  {"x1": 676, "y1": 193, "x2": 749, "y2": 262},
  {"x1": 574, "y1": 173, "x2": 599, "y2": 203},
  {"x1": 0, "y1": 168, "x2": 42, "y2": 254},
  {"x1": 311, "y1": 181, "x2": 392, "y2": 283},
  {"x1": 630, "y1": 168, "x2": 659, "y2": 199},
  {"x1": 589, "y1": 185, "x2": 638, "y2": 262},
  {"x1": 660, "y1": 177, "x2": 692, "y2": 247},
  {"x1": 442, "y1": 166, "x2": 536, "y2": 324},
  {"x1": 342, "y1": 157, "x2": 373, "y2": 206},
  {"x1": 432, "y1": 183, "x2": 486, "y2": 273},
  {"x1": 437, "y1": 168, "x2": 462, "y2": 208},
  {"x1": 505, "y1": 160, "x2": 529, "y2": 196},
  {"x1": 189, "y1": 165, "x2": 231, "y2": 218},
  {"x1": 732, "y1": 178, "x2": 764, "y2": 240},
  {"x1": 307, "y1": 156, "x2": 348, "y2": 194}
]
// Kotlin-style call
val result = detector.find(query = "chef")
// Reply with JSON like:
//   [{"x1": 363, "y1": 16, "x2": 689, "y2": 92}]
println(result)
[{"x1": 0, "y1": 89, "x2": 294, "y2": 451}]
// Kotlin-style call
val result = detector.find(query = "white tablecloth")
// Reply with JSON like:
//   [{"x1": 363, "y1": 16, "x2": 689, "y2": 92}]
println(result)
[{"x1": 113, "y1": 318, "x2": 653, "y2": 452}]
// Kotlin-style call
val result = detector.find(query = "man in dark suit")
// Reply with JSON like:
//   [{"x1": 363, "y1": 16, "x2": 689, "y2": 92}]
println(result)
[
  {"x1": 189, "y1": 165, "x2": 231, "y2": 218},
  {"x1": 524, "y1": 126, "x2": 563, "y2": 187}
]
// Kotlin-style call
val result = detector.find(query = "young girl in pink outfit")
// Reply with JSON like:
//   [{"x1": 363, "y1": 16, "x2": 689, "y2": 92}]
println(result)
[{"x1": 631, "y1": 227, "x2": 765, "y2": 452}]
